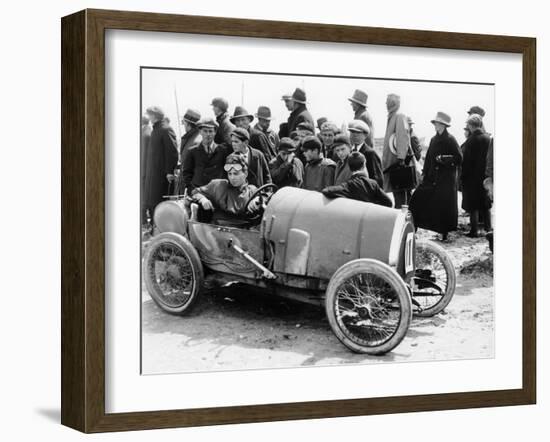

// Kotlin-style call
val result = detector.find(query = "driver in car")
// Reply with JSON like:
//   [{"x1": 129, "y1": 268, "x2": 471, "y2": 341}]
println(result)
[{"x1": 190, "y1": 153, "x2": 260, "y2": 225}]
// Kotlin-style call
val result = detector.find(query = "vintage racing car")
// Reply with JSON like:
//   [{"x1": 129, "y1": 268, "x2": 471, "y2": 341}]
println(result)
[{"x1": 143, "y1": 185, "x2": 456, "y2": 355}]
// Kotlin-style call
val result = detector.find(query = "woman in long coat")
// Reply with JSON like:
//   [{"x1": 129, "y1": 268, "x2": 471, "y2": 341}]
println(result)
[{"x1": 410, "y1": 112, "x2": 462, "y2": 240}]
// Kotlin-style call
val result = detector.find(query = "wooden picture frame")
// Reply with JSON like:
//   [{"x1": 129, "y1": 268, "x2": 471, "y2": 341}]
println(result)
[{"x1": 61, "y1": 8, "x2": 536, "y2": 433}]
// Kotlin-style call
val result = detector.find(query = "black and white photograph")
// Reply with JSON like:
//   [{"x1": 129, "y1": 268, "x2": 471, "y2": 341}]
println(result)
[{"x1": 140, "y1": 67, "x2": 495, "y2": 375}]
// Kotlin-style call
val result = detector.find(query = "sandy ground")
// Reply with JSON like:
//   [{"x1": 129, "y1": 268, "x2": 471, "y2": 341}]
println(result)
[{"x1": 141, "y1": 213, "x2": 494, "y2": 374}]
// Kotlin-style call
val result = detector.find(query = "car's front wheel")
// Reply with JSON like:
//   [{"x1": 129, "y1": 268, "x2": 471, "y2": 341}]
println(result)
[
  {"x1": 325, "y1": 259, "x2": 412, "y2": 355},
  {"x1": 143, "y1": 232, "x2": 203, "y2": 315}
]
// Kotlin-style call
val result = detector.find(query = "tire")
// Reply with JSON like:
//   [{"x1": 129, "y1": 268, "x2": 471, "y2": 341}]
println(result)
[
  {"x1": 411, "y1": 239, "x2": 456, "y2": 317},
  {"x1": 143, "y1": 232, "x2": 204, "y2": 315},
  {"x1": 325, "y1": 259, "x2": 412, "y2": 355}
]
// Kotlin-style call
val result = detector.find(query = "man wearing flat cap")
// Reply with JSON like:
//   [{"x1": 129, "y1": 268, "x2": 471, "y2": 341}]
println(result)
[
  {"x1": 348, "y1": 120, "x2": 384, "y2": 187},
  {"x1": 254, "y1": 106, "x2": 279, "y2": 161},
  {"x1": 301, "y1": 136, "x2": 336, "y2": 192},
  {"x1": 211, "y1": 97, "x2": 235, "y2": 146},
  {"x1": 230, "y1": 106, "x2": 274, "y2": 162},
  {"x1": 279, "y1": 87, "x2": 315, "y2": 139},
  {"x1": 269, "y1": 137, "x2": 304, "y2": 189},
  {"x1": 142, "y1": 106, "x2": 179, "y2": 224},
  {"x1": 348, "y1": 89, "x2": 374, "y2": 147},
  {"x1": 382, "y1": 93, "x2": 413, "y2": 208},
  {"x1": 331, "y1": 134, "x2": 354, "y2": 186},
  {"x1": 190, "y1": 153, "x2": 259, "y2": 226},
  {"x1": 181, "y1": 117, "x2": 232, "y2": 194},
  {"x1": 230, "y1": 127, "x2": 272, "y2": 188},
  {"x1": 174, "y1": 109, "x2": 202, "y2": 195},
  {"x1": 322, "y1": 152, "x2": 392, "y2": 207}
]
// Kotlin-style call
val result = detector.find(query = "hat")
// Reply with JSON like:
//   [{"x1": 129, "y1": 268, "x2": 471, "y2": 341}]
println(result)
[
  {"x1": 281, "y1": 92, "x2": 293, "y2": 101},
  {"x1": 296, "y1": 121, "x2": 314, "y2": 133},
  {"x1": 317, "y1": 117, "x2": 328, "y2": 130},
  {"x1": 182, "y1": 108, "x2": 201, "y2": 125},
  {"x1": 332, "y1": 134, "x2": 351, "y2": 148},
  {"x1": 291, "y1": 88, "x2": 307, "y2": 104},
  {"x1": 348, "y1": 152, "x2": 366, "y2": 172},
  {"x1": 406, "y1": 116, "x2": 414, "y2": 126},
  {"x1": 467, "y1": 106, "x2": 486, "y2": 117},
  {"x1": 145, "y1": 106, "x2": 165, "y2": 120},
  {"x1": 231, "y1": 127, "x2": 250, "y2": 142},
  {"x1": 348, "y1": 89, "x2": 368, "y2": 107},
  {"x1": 431, "y1": 111, "x2": 452, "y2": 127},
  {"x1": 466, "y1": 113, "x2": 483, "y2": 129},
  {"x1": 229, "y1": 106, "x2": 254, "y2": 123},
  {"x1": 225, "y1": 153, "x2": 248, "y2": 171},
  {"x1": 211, "y1": 97, "x2": 229, "y2": 113},
  {"x1": 197, "y1": 117, "x2": 219, "y2": 130},
  {"x1": 255, "y1": 106, "x2": 272, "y2": 121},
  {"x1": 301, "y1": 136, "x2": 322, "y2": 152},
  {"x1": 320, "y1": 121, "x2": 338, "y2": 133},
  {"x1": 278, "y1": 138, "x2": 296, "y2": 152},
  {"x1": 348, "y1": 119, "x2": 370, "y2": 135}
]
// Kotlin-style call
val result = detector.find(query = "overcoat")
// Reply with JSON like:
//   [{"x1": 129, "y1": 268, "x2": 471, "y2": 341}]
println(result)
[
  {"x1": 248, "y1": 126, "x2": 276, "y2": 162},
  {"x1": 253, "y1": 123, "x2": 279, "y2": 160},
  {"x1": 143, "y1": 120, "x2": 178, "y2": 211},
  {"x1": 215, "y1": 112, "x2": 235, "y2": 146},
  {"x1": 181, "y1": 142, "x2": 232, "y2": 193},
  {"x1": 409, "y1": 129, "x2": 462, "y2": 233},
  {"x1": 140, "y1": 123, "x2": 152, "y2": 204},
  {"x1": 382, "y1": 109, "x2": 411, "y2": 192},
  {"x1": 460, "y1": 129, "x2": 492, "y2": 211},
  {"x1": 281, "y1": 104, "x2": 314, "y2": 137},
  {"x1": 174, "y1": 127, "x2": 202, "y2": 194},
  {"x1": 243, "y1": 147, "x2": 272, "y2": 188},
  {"x1": 302, "y1": 158, "x2": 336, "y2": 192},
  {"x1": 334, "y1": 157, "x2": 353, "y2": 185},
  {"x1": 354, "y1": 143, "x2": 384, "y2": 187}
]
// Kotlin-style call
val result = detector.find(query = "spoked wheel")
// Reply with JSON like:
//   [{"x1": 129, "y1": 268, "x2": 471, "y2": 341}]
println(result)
[
  {"x1": 143, "y1": 232, "x2": 203, "y2": 315},
  {"x1": 410, "y1": 239, "x2": 456, "y2": 317},
  {"x1": 325, "y1": 259, "x2": 412, "y2": 355}
]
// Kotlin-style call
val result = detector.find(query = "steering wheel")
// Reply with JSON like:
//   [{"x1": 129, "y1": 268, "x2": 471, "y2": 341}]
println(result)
[{"x1": 243, "y1": 183, "x2": 278, "y2": 218}]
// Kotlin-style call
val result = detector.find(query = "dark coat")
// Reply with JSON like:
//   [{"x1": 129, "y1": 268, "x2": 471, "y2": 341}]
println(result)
[
  {"x1": 140, "y1": 124, "x2": 152, "y2": 202},
  {"x1": 243, "y1": 147, "x2": 272, "y2": 188},
  {"x1": 248, "y1": 126, "x2": 276, "y2": 162},
  {"x1": 269, "y1": 155, "x2": 304, "y2": 188},
  {"x1": 143, "y1": 120, "x2": 178, "y2": 211},
  {"x1": 181, "y1": 142, "x2": 232, "y2": 193},
  {"x1": 334, "y1": 157, "x2": 353, "y2": 185},
  {"x1": 174, "y1": 127, "x2": 202, "y2": 195},
  {"x1": 280, "y1": 104, "x2": 314, "y2": 137},
  {"x1": 254, "y1": 123, "x2": 279, "y2": 160},
  {"x1": 410, "y1": 129, "x2": 462, "y2": 233},
  {"x1": 354, "y1": 143, "x2": 384, "y2": 187},
  {"x1": 322, "y1": 171, "x2": 393, "y2": 207},
  {"x1": 460, "y1": 129, "x2": 492, "y2": 211},
  {"x1": 215, "y1": 112, "x2": 235, "y2": 146},
  {"x1": 303, "y1": 158, "x2": 336, "y2": 192}
]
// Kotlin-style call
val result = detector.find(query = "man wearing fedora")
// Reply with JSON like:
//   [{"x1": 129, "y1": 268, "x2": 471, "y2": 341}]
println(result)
[
  {"x1": 254, "y1": 106, "x2": 279, "y2": 161},
  {"x1": 301, "y1": 136, "x2": 336, "y2": 192},
  {"x1": 348, "y1": 120, "x2": 384, "y2": 187},
  {"x1": 211, "y1": 97, "x2": 235, "y2": 146},
  {"x1": 322, "y1": 152, "x2": 392, "y2": 207},
  {"x1": 181, "y1": 117, "x2": 232, "y2": 194},
  {"x1": 269, "y1": 137, "x2": 304, "y2": 188},
  {"x1": 409, "y1": 111, "x2": 462, "y2": 241},
  {"x1": 348, "y1": 89, "x2": 374, "y2": 148},
  {"x1": 382, "y1": 93, "x2": 413, "y2": 208},
  {"x1": 142, "y1": 106, "x2": 179, "y2": 224},
  {"x1": 230, "y1": 106, "x2": 273, "y2": 162},
  {"x1": 230, "y1": 127, "x2": 272, "y2": 188},
  {"x1": 280, "y1": 87, "x2": 315, "y2": 139},
  {"x1": 174, "y1": 109, "x2": 202, "y2": 195}
]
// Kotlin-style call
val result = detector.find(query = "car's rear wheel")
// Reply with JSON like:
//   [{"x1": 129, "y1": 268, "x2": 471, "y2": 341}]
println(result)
[
  {"x1": 143, "y1": 232, "x2": 203, "y2": 315},
  {"x1": 325, "y1": 259, "x2": 412, "y2": 355},
  {"x1": 410, "y1": 239, "x2": 456, "y2": 317}
]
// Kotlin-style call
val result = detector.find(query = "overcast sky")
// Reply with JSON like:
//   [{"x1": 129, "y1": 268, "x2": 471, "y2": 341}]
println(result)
[{"x1": 142, "y1": 68, "x2": 494, "y2": 145}]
